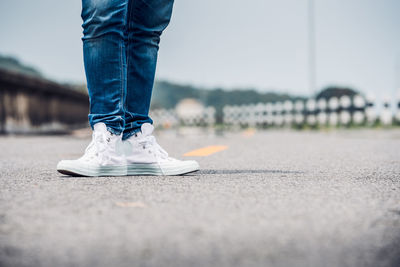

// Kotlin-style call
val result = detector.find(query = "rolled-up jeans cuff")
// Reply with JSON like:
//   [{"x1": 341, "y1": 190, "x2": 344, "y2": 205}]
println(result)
[
  {"x1": 122, "y1": 128, "x2": 142, "y2": 140},
  {"x1": 90, "y1": 122, "x2": 123, "y2": 136},
  {"x1": 106, "y1": 126, "x2": 122, "y2": 136}
]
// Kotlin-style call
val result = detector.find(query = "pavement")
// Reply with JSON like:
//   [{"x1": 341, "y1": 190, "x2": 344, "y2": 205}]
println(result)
[{"x1": 0, "y1": 128, "x2": 400, "y2": 267}]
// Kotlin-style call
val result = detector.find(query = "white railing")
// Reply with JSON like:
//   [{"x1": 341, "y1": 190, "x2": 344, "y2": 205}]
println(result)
[
  {"x1": 223, "y1": 95, "x2": 397, "y2": 128},
  {"x1": 150, "y1": 95, "x2": 400, "y2": 129},
  {"x1": 150, "y1": 106, "x2": 216, "y2": 128}
]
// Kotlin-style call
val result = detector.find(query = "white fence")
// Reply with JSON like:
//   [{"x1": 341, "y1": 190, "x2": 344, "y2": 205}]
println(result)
[
  {"x1": 150, "y1": 95, "x2": 400, "y2": 129},
  {"x1": 223, "y1": 95, "x2": 398, "y2": 128},
  {"x1": 150, "y1": 106, "x2": 216, "y2": 128}
]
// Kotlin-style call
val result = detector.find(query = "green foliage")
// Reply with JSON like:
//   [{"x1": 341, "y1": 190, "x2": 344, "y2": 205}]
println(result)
[
  {"x1": 0, "y1": 54, "x2": 42, "y2": 77},
  {"x1": 152, "y1": 80, "x2": 306, "y2": 122},
  {"x1": 315, "y1": 86, "x2": 359, "y2": 99}
]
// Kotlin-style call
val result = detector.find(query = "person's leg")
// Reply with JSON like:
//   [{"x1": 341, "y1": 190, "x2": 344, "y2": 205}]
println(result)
[
  {"x1": 81, "y1": 0, "x2": 129, "y2": 135},
  {"x1": 122, "y1": 0, "x2": 174, "y2": 140},
  {"x1": 56, "y1": 0, "x2": 130, "y2": 177},
  {"x1": 121, "y1": 0, "x2": 199, "y2": 175}
]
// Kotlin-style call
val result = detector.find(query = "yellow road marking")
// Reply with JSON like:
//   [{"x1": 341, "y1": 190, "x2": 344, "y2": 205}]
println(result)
[
  {"x1": 183, "y1": 145, "x2": 228, "y2": 157},
  {"x1": 242, "y1": 128, "x2": 256, "y2": 138},
  {"x1": 115, "y1": 201, "x2": 147, "y2": 208}
]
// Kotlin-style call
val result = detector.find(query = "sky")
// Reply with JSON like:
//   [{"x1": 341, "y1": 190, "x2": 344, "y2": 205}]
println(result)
[{"x1": 0, "y1": 0, "x2": 399, "y2": 99}]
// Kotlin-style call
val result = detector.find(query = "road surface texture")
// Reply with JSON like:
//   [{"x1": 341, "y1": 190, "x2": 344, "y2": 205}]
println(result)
[{"x1": 0, "y1": 128, "x2": 399, "y2": 267}]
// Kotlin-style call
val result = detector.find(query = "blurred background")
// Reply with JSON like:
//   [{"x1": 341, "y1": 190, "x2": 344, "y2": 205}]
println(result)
[{"x1": 0, "y1": 0, "x2": 399, "y2": 134}]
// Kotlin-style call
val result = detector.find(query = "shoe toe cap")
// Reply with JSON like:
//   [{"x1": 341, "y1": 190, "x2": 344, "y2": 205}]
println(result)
[{"x1": 57, "y1": 159, "x2": 79, "y2": 170}]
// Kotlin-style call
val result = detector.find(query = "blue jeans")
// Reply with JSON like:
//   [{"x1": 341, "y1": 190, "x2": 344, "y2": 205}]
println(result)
[{"x1": 81, "y1": 0, "x2": 174, "y2": 139}]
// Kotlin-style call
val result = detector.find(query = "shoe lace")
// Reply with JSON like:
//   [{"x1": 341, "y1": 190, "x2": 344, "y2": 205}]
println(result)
[
  {"x1": 83, "y1": 131, "x2": 110, "y2": 163},
  {"x1": 139, "y1": 134, "x2": 170, "y2": 160}
]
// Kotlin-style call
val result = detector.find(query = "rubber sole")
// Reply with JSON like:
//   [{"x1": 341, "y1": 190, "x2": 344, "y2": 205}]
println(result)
[
  {"x1": 127, "y1": 161, "x2": 200, "y2": 176},
  {"x1": 57, "y1": 160, "x2": 200, "y2": 177},
  {"x1": 57, "y1": 161, "x2": 127, "y2": 177}
]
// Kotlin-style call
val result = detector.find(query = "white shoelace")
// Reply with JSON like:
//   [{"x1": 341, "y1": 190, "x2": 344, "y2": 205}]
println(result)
[
  {"x1": 138, "y1": 134, "x2": 170, "y2": 160},
  {"x1": 83, "y1": 131, "x2": 110, "y2": 164}
]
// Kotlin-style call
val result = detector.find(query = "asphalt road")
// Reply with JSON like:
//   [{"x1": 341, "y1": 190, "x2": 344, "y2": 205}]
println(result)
[{"x1": 0, "y1": 128, "x2": 400, "y2": 267}]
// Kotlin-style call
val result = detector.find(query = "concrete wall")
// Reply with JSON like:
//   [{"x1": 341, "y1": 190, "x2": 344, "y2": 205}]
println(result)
[{"x1": 0, "y1": 69, "x2": 89, "y2": 134}]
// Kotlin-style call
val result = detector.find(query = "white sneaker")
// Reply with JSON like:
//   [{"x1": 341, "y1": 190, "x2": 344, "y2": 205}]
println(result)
[
  {"x1": 124, "y1": 123, "x2": 200, "y2": 175},
  {"x1": 57, "y1": 123, "x2": 126, "y2": 176}
]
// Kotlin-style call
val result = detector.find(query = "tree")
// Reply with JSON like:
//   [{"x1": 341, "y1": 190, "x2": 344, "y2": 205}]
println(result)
[{"x1": 315, "y1": 86, "x2": 359, "y2": 99}]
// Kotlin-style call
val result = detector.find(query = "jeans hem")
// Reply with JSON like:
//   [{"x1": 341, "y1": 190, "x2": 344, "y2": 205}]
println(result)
[
  {"x1": 106, "y1": 126, "x2": 123, "y2": 136},
  {"x1": 122, "y1": 128, "x2": 142, "y2": 140}
]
